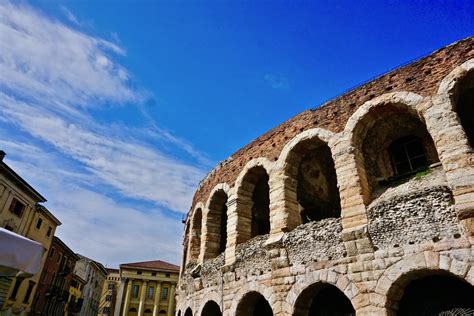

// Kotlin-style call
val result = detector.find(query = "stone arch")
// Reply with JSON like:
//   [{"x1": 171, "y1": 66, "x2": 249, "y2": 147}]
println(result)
[
  {"x1": 285, "y1": 270, "x2": 357, "y2": 315},
  {"x1": 277, "y1": 128, "x2": 341, "y2": 227},
  {"x1": 202, "y1": 183, "x2": 231, "y2": 260},
  {"x1": 184, "y1": 307, "x2": 193, "y2": 316},
  {"x1": 189, "y1": 204, "x2": 203, "y2": 262},
  {"x1": 197, "y1": 291, "x2": 222, "y2": 315},
  {"x1": 344, "y1": 92, "x2": 439, "y2": 203},
  {"x1": 438, "y1": 59, "x2": 474, "y2": 147},
  {"x1": 234, "y1": 158, "x2": 274, "y2": 244},
  {"x1": 375, "y1": 251, "x2": 474, "y2": 312},
  {"x1": 230, "y1": 282, "x2": 274, "y2": 316},
  {"x1": 200, "y1": 300, "x2": 222, "y2": 316},
  {"x1": 181, "y1": 221, "x2": 191, "y2": 270}
]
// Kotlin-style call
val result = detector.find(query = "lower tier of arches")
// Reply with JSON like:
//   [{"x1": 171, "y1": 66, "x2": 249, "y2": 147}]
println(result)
[{"x1": 177, "y1": 239, "x2": 473, "y2": 316}]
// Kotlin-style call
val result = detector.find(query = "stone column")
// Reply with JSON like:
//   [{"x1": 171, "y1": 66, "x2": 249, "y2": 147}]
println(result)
[
  {"x1": 152, "y1": 282, "x2": 162, "y2": 316},
  {"x1": 122, "y1": 280, "x2": 132, "y2": 316},
  {"x1": 224, "y1": 196, "x2": 241, "y2": 265},
  {"x1": 167, "y1": 284, "x2": 176, "y2": 316},
  {"x1": 138, "y1": 280, "x2": 147, "y2": 316},
  {"x1": 113, "y1": 279, "x2": 126, "y2": 316}
]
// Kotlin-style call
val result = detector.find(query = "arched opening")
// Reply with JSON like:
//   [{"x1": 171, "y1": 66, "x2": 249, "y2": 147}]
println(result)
[
  {"x1": 159, "y1": 311, "x2": 166, "y2": 315},
  {"x1": 293, "y1": 283, "x2": 355, "y2": 316},
  {"x1": 286, "y1": 138, "x2": 341, "y2": 224},
  {"x1": 453, "y1": 70, "x2": 474, "y2": 147},
  {"x1": 177, "y1": 310, "x2": 181, "y2": 316},
  {"x1": 205, "y1": 189, "x2": 228, "y2": 258},
  {"x1": 353, "y1": 104, "x2": 439, "y2": 201},
  {"x1": 189, "y1": 208, "x2": 202, "y2": 261},
  {"x1": 389, "y1": 271, "x2": 474, "y2": 315},
  {"x1": 144, "y1": 309, "x2": 152, "y2": 314},
  {"x1": 236, "y1": 291, "x2": 273, "y2": 316},
  {"x1": 201, "y1": 300, "x2": 222, "y2": 316},
  {"x1": 184, "y1": 307, "x2": 193, "y2": 316},
  {"x1": 237, "y1": 166, "x2": 270, "y2": 244},
  {"x1": 182, "y1": 222, "x2": 190, "y2": 268},
  {"x1": 129, "y1": 307, "x2": 138, "y2": 316}
]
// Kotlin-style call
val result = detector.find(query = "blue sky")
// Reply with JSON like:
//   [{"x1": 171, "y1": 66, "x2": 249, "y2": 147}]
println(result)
[{"x1": 0, "y1": 0, "x2": 472, "y2": 267}]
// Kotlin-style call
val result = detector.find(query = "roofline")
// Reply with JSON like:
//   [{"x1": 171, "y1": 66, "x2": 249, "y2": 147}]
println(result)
[
  {"x1": 0, "y1": 157, "x2": 47, "y2": 202},
  {"x1": 120, "y1": 264, "x2": 180, "y2": 273},
  {"x1": 72, "y1": 273, "x2": 87, "y2": 285},
  {"x1": 37, "y1": 204, "x2": 61, "y2": 226},
  {"x1": 91, "y1": 260, "x2": 109, "y2": 276},
  {"x1": 53, "y1": 236, "x2": 79, "y2": 260}
]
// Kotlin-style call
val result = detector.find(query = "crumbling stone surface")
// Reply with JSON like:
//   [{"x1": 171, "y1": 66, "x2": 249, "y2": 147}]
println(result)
[
  {"x1": 283, "y1": 218, "x2": 344, "y2": 265},
  {"x1": 368, "y1": 185, "x2": 460, "y2": 249},
  {"x1": 234, "y1": 234, "x2": 270, "y2": 276}
]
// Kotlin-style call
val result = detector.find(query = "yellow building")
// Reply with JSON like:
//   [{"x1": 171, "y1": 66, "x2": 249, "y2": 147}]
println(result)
[
  {"x1": 65, "y1": 273, "x2": 87, "y2": 316},
  {"x1": 98, "y1": 268, "x2": 120, "y2": 316},
  {"x1": 114, "y1": 260, "x2": 179, "y2": 316},
  {"x1": 0, "y1": 152, "x2": 61, "y2": 315}
]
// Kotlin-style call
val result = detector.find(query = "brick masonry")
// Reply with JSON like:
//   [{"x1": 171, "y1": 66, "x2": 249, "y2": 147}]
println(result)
[{"x1": 177, "y1": 37, "x2": 474, "y2": 315}]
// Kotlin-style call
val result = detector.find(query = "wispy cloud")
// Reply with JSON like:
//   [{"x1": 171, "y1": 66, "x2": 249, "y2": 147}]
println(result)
[
  {"x1": 60, "y1": 5, "x2": 80, "y2": 25},
  {"x1": 264, "y1": 73, "x2": 290, "y2": 89},
  {"x1": 0, "y1": 1, "x2": 203, "y2": 264}
]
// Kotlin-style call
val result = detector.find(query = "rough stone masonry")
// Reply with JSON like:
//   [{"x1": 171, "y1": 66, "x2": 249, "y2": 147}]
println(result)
[{"x1": 176, "y1": 36, "x2": 474, "y2": 316}]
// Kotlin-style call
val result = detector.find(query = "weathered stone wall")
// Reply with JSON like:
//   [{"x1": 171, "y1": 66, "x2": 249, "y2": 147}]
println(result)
[{"x1": 177, "y1": 37, "x2": 474, "y2": 316}]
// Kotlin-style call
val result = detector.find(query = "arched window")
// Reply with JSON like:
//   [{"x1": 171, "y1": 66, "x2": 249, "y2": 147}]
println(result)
[
  {"x1": 189, "y1": 208, "x2": 202, "y2": 261},
  {"x1": 201, "y1": 300, "x2": 222, "y2": 316},
  {"x1": 293, "y1": 283, "x2": 354, "y2": 316},
  {"x1": 390, "y1": 272, "x2": 474, "y2": 314},
  {"x1": 236, "y1": 291, "x2": 273, "y2": 316},
  {"x1": 205, "y1": 190, "x2": 228, "y2": 258},
  {"x1": 159, "y1": 311, "x2": 167, "y2": 315},
  {"x1": 453, "y1": 70, "x2": 474, "y2": 147},
  {"x1": 388, "y1": 135, "x2": 428, "y2": 176},
  {"x1": 284, "y1": 137, "x2": 341, "y2": 225},
  {"x1": 184, "y1": 307, "x2": 193, "y2": 316},
  {"x1": 144, "y1": 309, "x2": 152, "y2": 314}
]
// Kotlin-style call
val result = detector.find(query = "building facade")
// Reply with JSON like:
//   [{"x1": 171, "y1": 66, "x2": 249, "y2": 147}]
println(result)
[
  {"x1": 113, "y1": 260, "x2": 179, "y2": 316},
  {"x1": 177, "y1": 37, "x2": 474, "y2": 315},
  {"x1": 0, "y1": 152, "x2": 62, "y2": 315},
  {"x1": 98, "y1": 268, "x2": 120, "y2": 316},
  {"x1": 66, "y1": 273, "x2": 87, "y2": 316},
  {"x1": 31, "y1": 236, "x2": 80, "y2": 315},
  {"x1": 75, "y1": 255, "x2": 108, "y2": 316}
]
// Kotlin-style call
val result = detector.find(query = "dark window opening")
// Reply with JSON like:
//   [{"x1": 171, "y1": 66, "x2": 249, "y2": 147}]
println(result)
[
  {"x1": 201, "y1": 301, "x2": 221, "y2": 316},
  {"x1": 389, "y1": 135, "x2": 428, "y2": 176},
  {"x1": 36, "y1": 218, "x2": 43, "y2": 229},
  {"x1": 133, "y1": 285, "x2": 139, "y2": 298},
  {"x1": 184, "y1": 308, "x2": 193, "y2": 316},
  {"x1": 23, "y1": 281, "x2": 35, "y2": 303},
  {"x1": 296, "y1": 144, "x2": 341, "y2": 223},
  {"x1": 46, "y1": 226, "x2": 52, "y2": 237},
  {"x1": 397, "y1": 274, "x2": 474, "y2": 315},
  {"x1": 9, "y1": 198, "x2": 25, "y2": 217},
  {"x1": 219, "y1": 203, "x2": 227, "y2": 254},
  {"x1": 250, "y1": 169, "x2": 270, "y2": 238},
  {"x1": 456, "y1": 84, "x2": 474, "y2": 147},
  {"x1": 9, "y1": 278, "x2": 23, "y2": 299}
]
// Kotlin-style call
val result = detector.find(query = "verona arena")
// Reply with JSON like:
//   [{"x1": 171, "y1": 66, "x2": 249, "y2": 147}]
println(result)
[{"x1": 176, "y1": 36, "x2": 474, "y2": 315}]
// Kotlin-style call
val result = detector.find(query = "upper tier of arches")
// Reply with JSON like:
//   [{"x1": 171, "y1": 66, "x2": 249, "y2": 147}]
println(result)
[{"x1": 182, "y1": 57, "x2": 474, "y2": 266}]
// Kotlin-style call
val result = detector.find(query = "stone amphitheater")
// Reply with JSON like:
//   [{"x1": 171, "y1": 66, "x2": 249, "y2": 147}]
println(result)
[{"x1": 176, "y1": 36, "x2": 474, "y2": 315}]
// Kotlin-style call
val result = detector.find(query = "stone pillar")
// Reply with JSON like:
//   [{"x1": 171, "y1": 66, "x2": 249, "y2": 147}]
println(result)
[
  {"x1": 422, "y1": 95, "x2": 474, "y2": 235},
  {"x1": 152, "y1": 282, "x2": 162, "y2": 316},
  {"x1": 167, "y1": 284, "x2": 176, "y2": 316},
  {"x1": 122, "y1": 280, "x2": 132, "y2": 316},
  {"x1": 224, "y1": 196, "x2": 241, "y2": 265},
  {"x1": 113, "y1": 279, "x2": 126, "y2": 316},
  {"x1": 138, "y1": 280, "x2": 147, "y2": 316},
  {"x1": 330, "y1": 135, "x2": 373, "y2": 256}
]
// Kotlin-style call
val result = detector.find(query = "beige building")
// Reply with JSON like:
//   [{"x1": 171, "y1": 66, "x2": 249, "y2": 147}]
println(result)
[
  {"x1": 74, "y1": 255, "x2": 108, "y2": 316},
  {"x1": 177, "y1": 37, "x2": 474, "y2": 315},
  {"x1": 114, "y1": 260, "x2": 179, "y2": 316},
  {"x1": 98, "y1": 268, "x2": 120, "y2": 316},
  {"x1": 0, "y1": 151, "x2": 61, "y2": 315}
]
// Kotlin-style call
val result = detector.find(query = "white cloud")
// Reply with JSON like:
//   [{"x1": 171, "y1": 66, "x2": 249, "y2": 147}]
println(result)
[
  {"x1": 264, "y1": 73, "x2": 290, "y2": 89},
  {"x1": 60, "y1": 6, "x2": 80, "y2": 25},
  {"x1": 0, "y1": 1, "x2": 207, "y2": 264}
]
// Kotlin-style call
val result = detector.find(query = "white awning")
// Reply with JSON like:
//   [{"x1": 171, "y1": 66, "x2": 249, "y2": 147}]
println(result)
[{"x1": 0, "y1": 228, "x2": 44, "y2": 277}]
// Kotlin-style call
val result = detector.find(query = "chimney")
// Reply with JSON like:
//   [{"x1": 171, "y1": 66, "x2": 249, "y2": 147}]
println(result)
[{"x1": 0, "y1": 150, "x2": 5, "y2": 162}]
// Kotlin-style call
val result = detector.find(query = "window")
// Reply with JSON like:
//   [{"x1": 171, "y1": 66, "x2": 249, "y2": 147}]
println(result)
[
  {"x1": 57, "y1": 253, "x2": 62, "y2": 263},
  {"x1": 165, "y1": 273, "x2": 170, "y2": 278},
  {"x1": 389, "y1": 136, "x2": 428, "y2": 176},
  {"x1": 108, "y1": 283, "x2": 114, "y2": 290},
  {"x1": 151, "y1": 272, "x2": 156, "y2": 277},
  {"x1": 23, "y1": 281, "x2": 35, "y2": 303},
  {"x1": 137, "y1": 271, "x2": 142, "y2": 275},
  {"x1": 35, "y1": 218, "x2": 43, "y2": 229},
  {"x1": 148, "y1": 286, "x2": 154, "y2": 300},
  {"x1": 106, "y1": 295, "x2": 112, "y2": 301},
  {"x1": 9, "y1": 278, "x2": 23, "y2": 299},
  {"x1": 161, "y1": 287, "x2": 168, "y2": 301},
  {"x1": 102, "y1": 307, "x2": 111, "y2": 314},
  {"x1": 49, "y1": 248, "x2": 55, "y2": 258},
  {"x1": 46, "y1": 226, "x2": 52, "y2": 237},
  {"x1": 133, "y1": 285, "x2": 139, "y2": 298},
  {"x1": 9, "y1": 198, "x2": 25, "y2": 217},
  {"x1": 4, "y1": 225, "x2": 13, "y2": 231}
]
